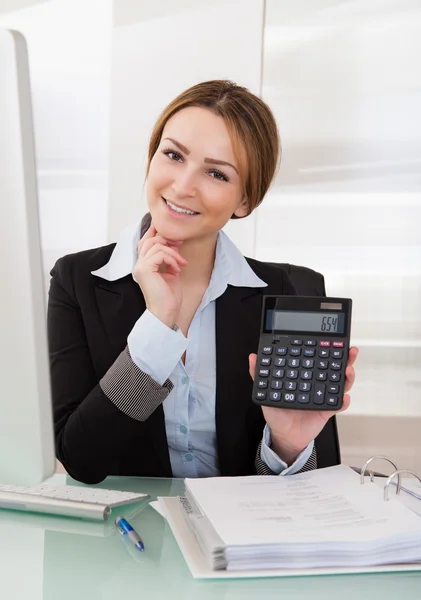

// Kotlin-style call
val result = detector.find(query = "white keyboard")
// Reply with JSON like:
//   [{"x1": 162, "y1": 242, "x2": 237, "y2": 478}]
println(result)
[{"x1": 0, "y1": 483, "x2": 149, "y2": 521}]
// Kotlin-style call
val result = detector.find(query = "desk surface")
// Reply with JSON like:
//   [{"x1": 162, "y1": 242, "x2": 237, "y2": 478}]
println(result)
[{"x1": 0, "y1": 475, "x2": 420, "y2": 600}]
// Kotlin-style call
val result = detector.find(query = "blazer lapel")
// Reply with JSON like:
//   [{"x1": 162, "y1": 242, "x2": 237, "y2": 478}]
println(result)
[
  {"x1": 215, "y1": 285, "x2": 263, "y2": 474},
  {"x1": 93, "y1": 275, "x2": 171, "y2": 476}
]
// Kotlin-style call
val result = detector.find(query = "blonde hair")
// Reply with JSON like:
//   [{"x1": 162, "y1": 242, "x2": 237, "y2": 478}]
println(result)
[{"x1": 146, "y1": 80, "x2": 280, "y2": 218}]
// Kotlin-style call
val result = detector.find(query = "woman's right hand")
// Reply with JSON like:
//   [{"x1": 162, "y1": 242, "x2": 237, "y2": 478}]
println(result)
[{"x1": 133, "y1": 224, "x2": 187, "y2": 328}]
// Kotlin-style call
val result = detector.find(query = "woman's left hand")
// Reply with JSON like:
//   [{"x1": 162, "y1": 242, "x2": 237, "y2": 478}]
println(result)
[{"x1": 249, "y1": 347, "x2": 359, "y2": 465}]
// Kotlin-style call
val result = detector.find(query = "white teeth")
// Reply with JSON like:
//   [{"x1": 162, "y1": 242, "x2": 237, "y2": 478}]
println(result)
[{"x1": 165, "y1": 199, "x2": 197, "y2": 215}]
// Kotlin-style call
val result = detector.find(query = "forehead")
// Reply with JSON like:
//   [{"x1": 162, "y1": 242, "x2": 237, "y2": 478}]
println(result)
[{"x1": 161, "y1": 106, "x2": 236, "y2": 160}]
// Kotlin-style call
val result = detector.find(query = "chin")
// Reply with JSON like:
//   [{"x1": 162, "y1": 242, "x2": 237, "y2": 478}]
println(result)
[{"x1": 152, "y1": 215, "x2": 187, "y2": 242}]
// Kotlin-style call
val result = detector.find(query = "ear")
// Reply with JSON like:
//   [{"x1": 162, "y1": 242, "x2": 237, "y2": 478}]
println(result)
[{"x1": 233, "y1": 196, "x2": 249, "y2": 218}]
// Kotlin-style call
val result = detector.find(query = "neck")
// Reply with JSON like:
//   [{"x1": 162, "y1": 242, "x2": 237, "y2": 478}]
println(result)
[{"x1": 178, "y1": 232, "x2": 218, "y2": 287}]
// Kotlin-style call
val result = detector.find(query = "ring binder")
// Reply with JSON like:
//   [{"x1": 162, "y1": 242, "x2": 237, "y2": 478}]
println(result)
[
  {"x1": 384, "y1": 470, "x2": 421, "y2": 501},
  {"x1": 360, "y1": 455, "x2": 402, "y2": 494}
]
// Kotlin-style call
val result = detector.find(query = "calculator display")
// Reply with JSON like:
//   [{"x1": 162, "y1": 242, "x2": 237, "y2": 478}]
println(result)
[{"x1": 268, "y1": 310, "x2": 345, "y2": 334}]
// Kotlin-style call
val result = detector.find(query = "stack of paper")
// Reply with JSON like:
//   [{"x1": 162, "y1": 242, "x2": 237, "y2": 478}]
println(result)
[{"x1": 166, "y1": 465, "x2": 421, "y2": 572}]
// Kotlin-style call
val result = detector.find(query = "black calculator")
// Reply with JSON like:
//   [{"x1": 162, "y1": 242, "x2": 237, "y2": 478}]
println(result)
[{"x1": 252, "y1": 296, "x2": 352, "y2": 411}]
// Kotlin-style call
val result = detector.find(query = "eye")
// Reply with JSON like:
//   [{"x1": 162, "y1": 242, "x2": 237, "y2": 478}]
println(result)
[
  {"x1": 208, "y1": 169, "x2": 229, "y2": 183},
  {"x1": 162, "y1": 148, "x2": 183, "y2": 162}
]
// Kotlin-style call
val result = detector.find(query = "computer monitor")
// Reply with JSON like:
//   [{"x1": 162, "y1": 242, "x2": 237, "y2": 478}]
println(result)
[{"x1": 0, "y1": 28, "x2": 55, "y2": 486}]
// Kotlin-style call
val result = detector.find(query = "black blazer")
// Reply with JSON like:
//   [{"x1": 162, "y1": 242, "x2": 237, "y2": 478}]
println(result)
[{"x1": 48, "y1": 245, "x2": 339, "y2": 484}]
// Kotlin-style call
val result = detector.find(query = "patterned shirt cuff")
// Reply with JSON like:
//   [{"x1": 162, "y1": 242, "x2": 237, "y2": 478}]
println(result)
[
  {"x1": 260, "y1": 424, "x2": 315, "y2": 475},
  {"x1": 127, "y1": 309, "x2": 188, "y2": 385},
  {"x1": 100, "y1": 346, "x2": 173, "y2": 421}
]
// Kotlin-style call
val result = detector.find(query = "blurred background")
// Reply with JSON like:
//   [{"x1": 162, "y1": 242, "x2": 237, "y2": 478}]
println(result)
[{"x1": 0, "y1": 0, "x2": 420, "y2": 471}]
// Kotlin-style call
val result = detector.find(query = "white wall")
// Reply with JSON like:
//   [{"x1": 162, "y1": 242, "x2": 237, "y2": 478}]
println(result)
[{"x1": 108, "y1": 0, "x2": 265, "y2": 255}]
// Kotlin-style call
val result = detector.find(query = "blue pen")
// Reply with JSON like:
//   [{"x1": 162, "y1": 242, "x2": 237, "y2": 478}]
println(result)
[{"x1": 115, "y1": 516, "x2": 145, "y2": 552}]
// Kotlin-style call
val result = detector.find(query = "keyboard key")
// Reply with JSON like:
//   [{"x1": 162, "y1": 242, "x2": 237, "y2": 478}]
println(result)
[
  {"x1": 328, "y1": 384, "x2": 339, "y2": 394},
  {"x1": 302, "y1": 359, "x2": 314, "y2": 368},
  {"x1": 257, "y1": 379, "x2": 268, "y2": 388},
  {"x1": 320, "y1": 341, "x2": 331, "y2": 347},
  {"x1": 289, "y1": 348, "x2": 301, "y2": 356},
  {"x1": 319, "y1": 349, "x2": 330, "y2": 358},
  {"x1": 326, "y1": 396, "x2": 339, "y2": 406},
  {"x1": 300, "y1": 370, "x2": 313, "y2": 380},
  {"x1": 271, "y1": 380, "x2": 283, "y2": 390},
  {"x1": 260, "y1": 357, "x2": 272, "y2": 366},
  {"x1": 262, "y1": 346, "x2": 273, "y2": 355},
  {"x1": 329, "y1": 372, "x2": 341, "y2": 382},
  {"x1": 317, "y1": 360, "x2": 328, "y2": 370},
  {"x1": 314, "y1": 384, "x2": 326, "y2": 404},
  {"x1": 291, "y1": 339, "x2": 303, "y2": 346},
  {"x1": 274, "y1": 357, "x2": 286, "y2": 367},
  {"x1": 285, "y1": 381, "x2": 297, "y2": 391},
  {"x1": 298, "y1": 394, "x2": 310, "y2": 404},
  {"x1": 258, "y1": 368, "x2": 270, "y2": 377},
  {"x1": 303, "y1": 348, "x2": 316, "y2": 357},
  {"x1": 304, "y1": 340, "x2": 317, "y2": 346},
  {"x1": 283, "y1": 392, "x2": 296, "y2": 402},
  {"x1": 332, "y1": 341, "x2": 344, "y2": 348},
  {"x1": 299, "y1": 382, "x2": 312, "y2": 392},
  {"x1": 331, "y1": 361, "x2": 342, "y2": 371},
  {"x1": 255, "y1": 391, "x2": 267, "y2": 401},
  {"x1": 270, "y1": 391, "x2": 282, "y2": 402},
  {"x1": 316, "y1": 372, "x2": 327, "y2": 381},
  {"x1": 288, "y1": 358, "x2": 300, "y2": 368},
  {"x1": 276, "y1": 347, "x2": 287, "y2": 356},
  {"x1": 286, "y1": 369, "x2": 298, "y2": 379},
  {"x1": 272, "y1": 368, "x2": 285, "y2": 379}
]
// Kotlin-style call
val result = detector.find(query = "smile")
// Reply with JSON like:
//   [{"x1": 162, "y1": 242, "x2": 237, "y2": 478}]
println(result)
[{"x1": 162, "y1": 197, "x2": 199, "y2": 216}]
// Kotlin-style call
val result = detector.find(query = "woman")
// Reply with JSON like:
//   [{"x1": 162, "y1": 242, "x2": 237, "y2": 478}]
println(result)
[{"x1": 48, "y1": 80, "x2": 358, "y2": 484}]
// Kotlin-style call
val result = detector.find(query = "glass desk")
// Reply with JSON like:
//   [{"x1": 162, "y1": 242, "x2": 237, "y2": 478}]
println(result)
[{"x1": 0, "y1": 474, "x2": 420, "y2": 600}]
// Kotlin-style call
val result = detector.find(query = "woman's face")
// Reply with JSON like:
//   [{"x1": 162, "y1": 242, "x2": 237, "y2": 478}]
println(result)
[{"x1": 146, "y1": 106, "x2": 248, "y2": 242}]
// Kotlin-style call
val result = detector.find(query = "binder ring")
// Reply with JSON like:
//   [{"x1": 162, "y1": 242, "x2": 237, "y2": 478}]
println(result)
[
  {"x1": 384, "y1": 469, "x2": 421, "y2": 501},
  {"x1": 360, "y1": 455, "x2": 401, "y2": 494}
]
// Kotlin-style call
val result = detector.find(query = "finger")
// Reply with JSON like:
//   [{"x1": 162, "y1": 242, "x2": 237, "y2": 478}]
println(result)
[
  {"x1": 248, "y1": 353, "x2": 257, "y2": 381},
  {"x1": 347, "y1": 346, "x2": 359, "y2": 367},
  {"x1": 344, "y1": 365, "x2": 355, "y2": 393},
  {"x1": 145, "y1": 243, "x2": 188, "y2": 265},
  {"x1": 158, "y1": 253, "x2": 182, "y2": 274},
  {"x1": 138, "y1": 235, "x2": 169, "y2": 257}
]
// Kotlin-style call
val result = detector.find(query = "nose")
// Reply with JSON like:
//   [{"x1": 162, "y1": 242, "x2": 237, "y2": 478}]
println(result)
[{"x1": 171, "y1": 168, "x2": 197, "y2": 199}]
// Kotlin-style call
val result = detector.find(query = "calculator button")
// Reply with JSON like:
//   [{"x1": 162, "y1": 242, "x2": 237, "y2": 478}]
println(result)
[
  {"x1": 305, "y1": 340, "x2": 317, "y2": 346},
  {"x1": 286, "y1": 369, "x2": 298, "y2": 379},
  {"x1": 257, "y1": 380, "x2": 268, "y2": 388},
  {"x1": 276, "y1": 347, "x2": 287, "y2": 356},
  {"x1": 300, "y1": 370, "x2": 313, "y2": 380},
  {"x1": 302, "y1": 359, "x2": 314, "y2": 368},
  {"x1": 260, "y1": 357, "x2": 272, "y2": 366},
  {"x1": 320, "y1": 341, "x2": 331, "y2": 347},
  {"x1": 330, "y1": 361, "x2": 342, "y2": 371},
  {"x1": 298, "y1": 394, "x2": 310, "y2": 404},
  {"x1": 303, "y1": 348, "x2": 316, "y2": 357},
  {"x1": 283, "y1": 392, "x2": 296, "y2": 402},
  {"x1": 285, "y1": 381, "x2": 297, "y2": 391},
  {"x1": 274, "y1": 357, "x2": 286, "y2": 367},
  {"x1": 291, "y1": 339, "x2": 303, "y2": 346},
  {"x1": 316, "y1": 372, "x2": 327, "y2": 381},
  {"x1": 332, "y1": 341, "x2": 344, "y2": 348},
  {"x1": 270, "y1": 391, "x2": 282, "y2": 402},
  {"x1": 289, "y1": 348, "x2": 301, "y2": 357},
  {"x1": 299, "y1": 382, "x2": 312, "y2": 392},
  {"x1": 258, "y1": 368, "x2": 270, "y2": 377},
  {"x1": 319, "y1": 349, "x2": 330, "y2": 358},
  {"x1": 262, "y1": 346, "x2": 273, "y2": 355},
  {"x1": 272, "y1": 368, "x2": 285, "y2": 379},
  {"x1": 332, "y1": 350, "x2": 343, "y2": 359},
  {"x1": 255, "y1": 391, "x2": 267, "y2": 401},
  {"x1": 317, "y1": 360, "x2": 328, "y2": 370},
  {"x1": 314, "y1": 384, "x2": 326, "y2": 404},
  {"x1": 326, "y1": 396, "x2": 339, "y2": 407},
  {"x1": 329, "y1": 372, "x2": 341, "y2": 382},
  {"x1": 288, "y1": 358, "x2": 300, "y2": 368},
  {"x1": 271, "y1": 380, "x2": 283, "y2": 390},
  {"x1": 328, "y1": 384, "x2": 339, "y2": 394}
]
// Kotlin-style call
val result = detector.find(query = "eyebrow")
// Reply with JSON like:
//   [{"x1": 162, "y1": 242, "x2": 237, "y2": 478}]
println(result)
[{"x1": 162, "y1": 137, "x2": 239, "y2": 175}]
